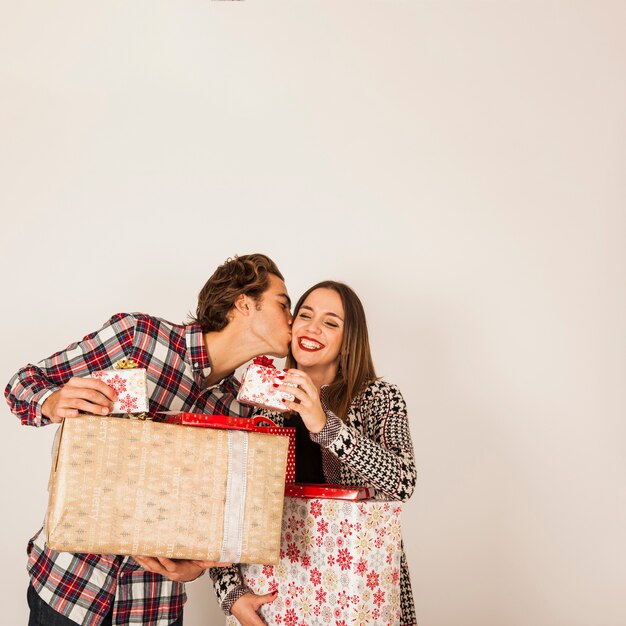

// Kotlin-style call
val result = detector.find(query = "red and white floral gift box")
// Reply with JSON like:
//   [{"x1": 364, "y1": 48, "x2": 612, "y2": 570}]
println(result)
[
  {"x1": 227, "y1": 496, "x2": 403, "y2": 626},
  {"x1": 237, "y1": 356, "x2": 295, "y2": 412},
  {"x1": 90, "y1": 368, "x2": 149, "y2": 414}
]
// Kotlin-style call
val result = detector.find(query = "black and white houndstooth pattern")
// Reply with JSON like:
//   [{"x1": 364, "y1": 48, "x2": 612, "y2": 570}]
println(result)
[
  {"x1": 211, "y1": 379, "x2": 418, "y2": 625},
  {"x1": 312, "y1": 380, "x2": 417, "y2": 502}
]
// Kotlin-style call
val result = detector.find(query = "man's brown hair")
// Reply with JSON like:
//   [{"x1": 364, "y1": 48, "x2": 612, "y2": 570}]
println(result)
[
  {"x1": 193, "y1": 254, "x2": 284, "y2": 333},
  {"x1": 286, "y1": 281, "x2": 377, "y2": 421}
]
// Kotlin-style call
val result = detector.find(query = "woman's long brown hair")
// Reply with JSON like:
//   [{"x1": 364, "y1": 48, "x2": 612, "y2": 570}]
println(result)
[{"x1": 286, "y1": 281, "x2": 377, "y2": 421}]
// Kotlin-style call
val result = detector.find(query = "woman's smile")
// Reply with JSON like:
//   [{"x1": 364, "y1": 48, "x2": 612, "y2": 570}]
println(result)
[{"x1": 297, "y1": 336, "x2": 325, "y2": 351}]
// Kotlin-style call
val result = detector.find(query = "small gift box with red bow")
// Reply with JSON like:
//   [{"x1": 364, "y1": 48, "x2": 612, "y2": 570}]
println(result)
[
  {"x1": 237, "y1": 356, "x2": 295, "y2": 412},
  {"x1": 90, "y1": 359, "x2": 149, "y2": 415}
]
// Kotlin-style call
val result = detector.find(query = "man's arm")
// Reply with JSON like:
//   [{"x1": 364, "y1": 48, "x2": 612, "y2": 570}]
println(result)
[
  {"x1": 133, "y1": 556, "x2": 232, "y2": 582},
  {"x1": 5, "y1": 313, "x2": 137, "y2": 426},
  {"x1": 41, "y1": 376, "x2": 118, "y2": 423}
]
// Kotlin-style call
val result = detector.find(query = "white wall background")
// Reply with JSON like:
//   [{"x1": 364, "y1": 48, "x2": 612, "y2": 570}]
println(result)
[{"x1": 1, "y1": 1, "x2": 624, "y2": 625}]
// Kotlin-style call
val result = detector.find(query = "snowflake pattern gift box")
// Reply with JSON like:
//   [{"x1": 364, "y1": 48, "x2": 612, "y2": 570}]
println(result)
[
  {"x1": 45, "y1": 415, "x2": 289, "y2": 563},
  {"x1": 90, "y1": 367, "x2": 149, "y2": 414},
  {"x1": 237, "y1": 356, "x2": 295, "y2": 412},
  {"x1": 227, "y1": 496, "x2": 403, "y2": 626}
]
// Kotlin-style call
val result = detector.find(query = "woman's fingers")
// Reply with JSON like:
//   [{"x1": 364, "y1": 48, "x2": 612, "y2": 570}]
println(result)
[
  {"x1": 282, "y1": 370, "x2": 314, "y2": 390},
  {"x1": 278, "y1": 383, "x2": 306, "y2": 403},
  {"x1": 231, "y1": 592, "x2": 274, "y2": 626},
  {"x1": 278, "y1": 380, "x2": 320, "y2": 412},
  {"x1": 254, "y1": 591, "x2": 278, "y2": 608},
  {"x1": 281, "y1": 398, "x2": 300, "y2": 412},
  {"x1": 278, "y1": 376, "x2": 318, "y2": 402},
  {"x1": 278, "y1": 369, "x2": 327, "y2": 432}
]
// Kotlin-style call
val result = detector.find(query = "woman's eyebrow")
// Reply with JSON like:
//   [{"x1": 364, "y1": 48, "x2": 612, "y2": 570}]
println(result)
[{"x1": 300, "y1": 305, "x2": 343, "y2": 321}]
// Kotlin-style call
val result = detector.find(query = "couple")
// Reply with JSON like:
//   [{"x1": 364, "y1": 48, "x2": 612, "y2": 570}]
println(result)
[{"x1": 6, "y1": 253, "x2": 417, "y2": 626}]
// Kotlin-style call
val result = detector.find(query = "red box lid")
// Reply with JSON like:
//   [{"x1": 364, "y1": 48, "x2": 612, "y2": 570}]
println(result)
[
  {"x1": 284, "y1": 483, "x2": 372, "y2": 500},
  {"x1": 164, "y1": 413, "x2": 282, "y2": 430}
]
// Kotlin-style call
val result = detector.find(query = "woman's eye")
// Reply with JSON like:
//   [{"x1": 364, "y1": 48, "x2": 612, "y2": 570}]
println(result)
[
  {"x1": 298, "y1": 313, "x2": 311, "y2": 319},
  {"x1": 325, "y1": 321, "x2": 338, "y2": 328}
]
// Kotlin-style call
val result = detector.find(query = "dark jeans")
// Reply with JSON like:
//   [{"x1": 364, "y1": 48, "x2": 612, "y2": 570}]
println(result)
[{"x1": 27, "y1": 584, "x2": 183, "y2": 626}]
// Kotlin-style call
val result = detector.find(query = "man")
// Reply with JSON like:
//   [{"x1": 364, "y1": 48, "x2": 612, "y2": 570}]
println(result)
[{"x1": 5, "y1": 253, "x2": 292, "y2": 626}]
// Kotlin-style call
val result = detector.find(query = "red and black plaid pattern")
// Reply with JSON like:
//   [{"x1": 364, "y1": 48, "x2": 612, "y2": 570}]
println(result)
[
  {"x1": 27, "y1": 532, "x2": 186, "y2": 626},
  {"x1": 6, "y1": 312, "x2": 248, "y2": 426},
  {"x1": 6, "y1": 312, "x2": 251, "y2": 626}
]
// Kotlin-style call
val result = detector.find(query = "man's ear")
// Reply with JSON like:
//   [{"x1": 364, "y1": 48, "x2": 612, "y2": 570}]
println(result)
[{"x1": 233, "y1": 293, "x2": 251, "y2": 316}]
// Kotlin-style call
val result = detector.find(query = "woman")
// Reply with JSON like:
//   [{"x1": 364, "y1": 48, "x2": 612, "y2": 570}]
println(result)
[{"x1": 211, "y1": 281, "x2": 417, "y2": 626}]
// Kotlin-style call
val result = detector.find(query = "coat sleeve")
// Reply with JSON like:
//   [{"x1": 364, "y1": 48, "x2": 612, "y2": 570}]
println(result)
[
  {"x1": 4, "y1": 313, "x2": 136, "y2": 427},
  {"x1": 209, "y1": 565, "x2": 251, "y2": 614},
  {"x1": 311, "y1": 382, "x2": 417, "y2": 501}
]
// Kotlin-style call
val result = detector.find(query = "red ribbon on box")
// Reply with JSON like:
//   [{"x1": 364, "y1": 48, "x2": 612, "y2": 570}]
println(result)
[
  {"x1": 165, "y1": 413, "x2": 296, "y2": 483},
  {"x1": 237, "y1": 357, "x2": 294, "y2": 413},
  {"x1": 284, "y1": 483, "x2": 372, "y2": 501},
  {"x1": 253, "y1": 356, "x2": 275, "y2": 368}
]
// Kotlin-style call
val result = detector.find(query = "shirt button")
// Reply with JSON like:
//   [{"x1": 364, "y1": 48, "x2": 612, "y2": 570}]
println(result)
[{"x1": 194, "y1": 362, "x2": 199, "y2": 368}]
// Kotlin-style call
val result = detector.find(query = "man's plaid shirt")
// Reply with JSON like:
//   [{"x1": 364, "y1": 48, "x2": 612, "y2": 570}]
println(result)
[{"x1": 5, "y1": 312, "x2": 251, "y2": 626}]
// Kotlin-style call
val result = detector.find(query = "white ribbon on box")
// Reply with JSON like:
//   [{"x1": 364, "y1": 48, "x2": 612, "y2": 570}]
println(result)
[{"x1": 220, "y1": 430, "x2": 249, "y2": 562}]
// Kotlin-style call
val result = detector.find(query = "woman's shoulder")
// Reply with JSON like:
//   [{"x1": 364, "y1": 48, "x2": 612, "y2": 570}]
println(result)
[{"x1": 356, "y1": 378, "x2": 405, "y2": 404}]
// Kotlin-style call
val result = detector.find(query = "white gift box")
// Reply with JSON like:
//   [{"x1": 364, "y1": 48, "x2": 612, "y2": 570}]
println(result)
[
  {"x1": 227, "y1": 496, "x2": 403, "y2": 626},
  {"x1": 90, "y1": 368, "x2": 149, "y2": 414},
  {"x1": 236, "y1": 358, "x2": 295, "y2": 412}
]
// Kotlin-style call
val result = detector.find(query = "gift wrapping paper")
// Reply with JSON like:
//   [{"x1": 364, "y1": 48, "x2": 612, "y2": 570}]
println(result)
[
  {"x1": 90, "y1": 368, "x2": 149, "y2": 414},
  {"x1": 237, "y1": 359, "x2": 295, "y2": 412},
  {"x1": 168, "y1": 413, "x2": 297, "y2": 484},
  {"x1": 46, "y1": 416, "x2": 289, "y2": 563},
  {"x1": 227, "y1": 497, "x2": 403, "y2": 626}
]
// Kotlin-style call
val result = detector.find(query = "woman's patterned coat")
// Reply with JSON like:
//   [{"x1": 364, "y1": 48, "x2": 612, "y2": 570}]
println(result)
[{"x1": 210, "y1": 379, "x2": 417, "y2": 625}]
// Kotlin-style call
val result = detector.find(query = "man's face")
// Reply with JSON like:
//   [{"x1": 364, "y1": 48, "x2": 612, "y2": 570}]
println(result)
[{"x1": 250, "y1": 274, "x2": 292, "y2": 357}]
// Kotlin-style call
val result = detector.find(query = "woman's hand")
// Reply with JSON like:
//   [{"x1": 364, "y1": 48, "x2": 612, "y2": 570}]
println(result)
[
  {"x1": 278, "y1": 369, "x2": 327, "y2": 433},
  {"x1": 231, "y1": 591, "x2": 277, "y2": 626}
]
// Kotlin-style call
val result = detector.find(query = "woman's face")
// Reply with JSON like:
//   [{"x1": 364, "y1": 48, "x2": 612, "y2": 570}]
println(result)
[{"x1": 291, "y1": 288, "x2": 345, "y2": 371}]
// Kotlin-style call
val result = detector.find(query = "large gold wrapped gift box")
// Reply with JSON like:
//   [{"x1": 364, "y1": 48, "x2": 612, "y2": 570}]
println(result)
[{"x1": 46, "y1": 416, "x2": 289, "y2": 564}]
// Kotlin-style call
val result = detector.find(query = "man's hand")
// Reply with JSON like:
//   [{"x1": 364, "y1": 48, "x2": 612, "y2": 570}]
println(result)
[
  {"x1": 231, "y1": 592, "x2": 278, "y2": 626},
  {"x1": 133, "y1": 556, "x2": 232, "y2": 582},
  {"x1": 41, "y1": 377, "x2": 118, "y2": 423}
]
